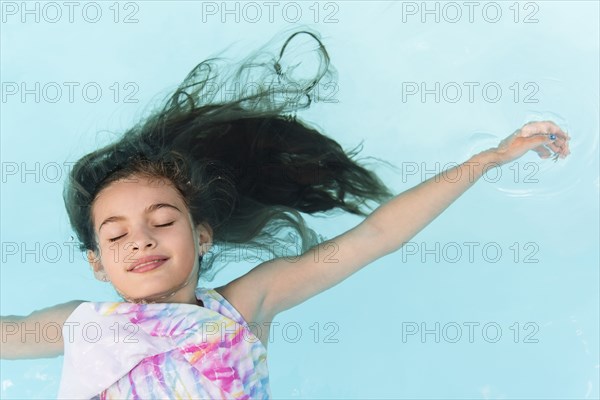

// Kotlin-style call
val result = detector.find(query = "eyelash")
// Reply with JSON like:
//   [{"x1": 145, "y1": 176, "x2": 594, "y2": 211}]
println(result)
[{"x1": 108, "y1": 222, "x2": 175, "y2": 242}]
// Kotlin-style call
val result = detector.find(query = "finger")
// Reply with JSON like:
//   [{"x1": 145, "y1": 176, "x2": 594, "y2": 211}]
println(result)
[
  {"x1": 525, "y1": 121, "x2": 571, "y2": 158},
  {"x1": 553, "y1": 139, "x2": 571, "y2": 156},
  {"x1": 558, "y1": 143, "x2": 571, "y2": 157},
  {"x1": 545, "y1": 134, "x2": 573, "y2": 160},
  {"x1": 520, "y1": 120, "x2": 569, "y2": 140},
  {"x1": 545, "y1": 137, "x2": 570, "y2": 158},
  {"x1": 545, "y1": 140, "x2": 563, "y2": 153},
  {"x1": 558, "y1": 145, "x2": 571, "y2": 158}
]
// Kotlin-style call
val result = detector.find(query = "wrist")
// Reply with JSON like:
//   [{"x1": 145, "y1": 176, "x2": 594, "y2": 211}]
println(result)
[
  {"x1": 464, "y1": 149, "x2": 503, "y2": 181},
  {"x1": 471, "y1": 148, "x2": 502, "y2": 167}
]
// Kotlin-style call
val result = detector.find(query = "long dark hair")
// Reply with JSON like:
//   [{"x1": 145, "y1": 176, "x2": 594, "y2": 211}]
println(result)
[{"x1": 63, "y1": 27, "x2": 396, "y2": 282}]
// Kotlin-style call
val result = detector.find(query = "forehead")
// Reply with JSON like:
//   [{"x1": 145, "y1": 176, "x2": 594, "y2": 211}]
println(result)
[{"x1": 92, "y1": 175, "x2": 184, "y2": 216}]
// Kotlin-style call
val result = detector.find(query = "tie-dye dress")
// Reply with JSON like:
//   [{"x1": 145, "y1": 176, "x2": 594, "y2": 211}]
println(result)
[{"x1": 57, "y1": 286, "x2": 271, "y2": 399}]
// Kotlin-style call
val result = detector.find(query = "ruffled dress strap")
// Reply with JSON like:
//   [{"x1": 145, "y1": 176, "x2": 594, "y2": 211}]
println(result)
[{"x1": 197, "y1": 287, "x2": 256, "y2": 332}]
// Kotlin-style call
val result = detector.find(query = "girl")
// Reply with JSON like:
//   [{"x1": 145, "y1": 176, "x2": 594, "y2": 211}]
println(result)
[{"x1": 0, "y1": 28, "x2": 571, "y2": 399}]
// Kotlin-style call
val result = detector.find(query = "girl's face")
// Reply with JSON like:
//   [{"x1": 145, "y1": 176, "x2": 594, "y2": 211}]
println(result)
[{"x1": 87, "y1": 174, "x2": 212, "y2": 305}]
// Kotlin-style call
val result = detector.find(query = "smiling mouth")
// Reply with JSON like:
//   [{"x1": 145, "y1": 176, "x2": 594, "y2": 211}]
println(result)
[{"x1": 129, "y1": 258, "x2": 168, "y2": 273}]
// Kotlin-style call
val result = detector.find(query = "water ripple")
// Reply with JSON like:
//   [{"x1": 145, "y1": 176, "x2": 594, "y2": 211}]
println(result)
[{"x1": 465, "y1": 111, "x2": 597, "y2": 199}]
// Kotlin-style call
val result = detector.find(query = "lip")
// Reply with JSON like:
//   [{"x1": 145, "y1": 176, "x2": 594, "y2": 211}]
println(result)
[{"x1": 128, "y1": 256, "x2": 169, "y2": 272}]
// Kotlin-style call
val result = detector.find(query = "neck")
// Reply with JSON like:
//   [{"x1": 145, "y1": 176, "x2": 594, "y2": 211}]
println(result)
[{"x1": 116, "y1": 274, "x2": 199, "y2": 305}]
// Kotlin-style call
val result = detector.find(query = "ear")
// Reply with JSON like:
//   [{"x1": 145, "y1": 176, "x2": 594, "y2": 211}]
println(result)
[
  {"x1": 87, "y1": 249, "x2": 109, "y2": 282},
  {"x1": 196, "y1": 222, "x2": 213, "y2": 255}
]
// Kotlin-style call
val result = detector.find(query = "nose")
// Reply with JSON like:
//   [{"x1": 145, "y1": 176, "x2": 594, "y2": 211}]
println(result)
[
  {"x1": 128, "y1": 226, "x2": 157, "y2": 251},
  {"x1": 132, "y1": 240, "x2": 156, "y2": 250}
]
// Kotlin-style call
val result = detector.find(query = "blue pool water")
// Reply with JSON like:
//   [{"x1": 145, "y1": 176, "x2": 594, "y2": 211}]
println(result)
[{"x1": 1, "y1": 2, "x2": 598, "y2": 398}]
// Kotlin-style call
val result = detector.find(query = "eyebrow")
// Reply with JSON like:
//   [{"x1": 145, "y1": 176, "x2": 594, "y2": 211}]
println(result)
[{"x1": 98, "y1": 203, "x2": 182, "y2": 232}]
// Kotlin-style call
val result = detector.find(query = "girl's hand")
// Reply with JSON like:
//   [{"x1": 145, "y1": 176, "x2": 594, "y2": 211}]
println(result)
[{"x1": 485, "y1": 120, "x2": 571, "y2": 166}]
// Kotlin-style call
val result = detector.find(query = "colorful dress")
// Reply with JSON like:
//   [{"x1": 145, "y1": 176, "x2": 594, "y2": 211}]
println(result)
[{"x1": 57, "y1": 287, "x2": 271, "y2": 399}]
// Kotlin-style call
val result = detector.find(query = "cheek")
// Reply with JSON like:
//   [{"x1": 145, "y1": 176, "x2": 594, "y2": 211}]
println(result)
[
  {"x1": 169, "y1": 229, "x2": 197, "y2": 264},
  {"x1": 98, "y1": 242, "x2": 121, "y2": 264}
]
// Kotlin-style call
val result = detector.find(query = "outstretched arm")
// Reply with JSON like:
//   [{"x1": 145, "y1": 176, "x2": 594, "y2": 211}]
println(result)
[
  {"x1": 1, "y1": 300, "x2": 85, "y2": 360},
  {"x1": 241, "y1": 121, "x2": 571, "y2": 319}
]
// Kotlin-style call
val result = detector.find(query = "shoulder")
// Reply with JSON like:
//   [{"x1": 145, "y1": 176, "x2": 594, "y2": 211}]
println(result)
[{"x1": 33, "y1": 299, "x2": 87, "y2": 323}]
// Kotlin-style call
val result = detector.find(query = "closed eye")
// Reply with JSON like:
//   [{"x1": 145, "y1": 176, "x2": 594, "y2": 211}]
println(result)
[
  {"x1": 109, "y1": 234, "x2": 125, "y2": 243},
  {"x1": 108, "y1": 222, "x2": 175, "y2": 242}
]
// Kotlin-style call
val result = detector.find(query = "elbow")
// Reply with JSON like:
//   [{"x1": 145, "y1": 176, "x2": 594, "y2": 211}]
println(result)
[{"x1": 362, "y1": 219, "x2": 395, "y2": 257}]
